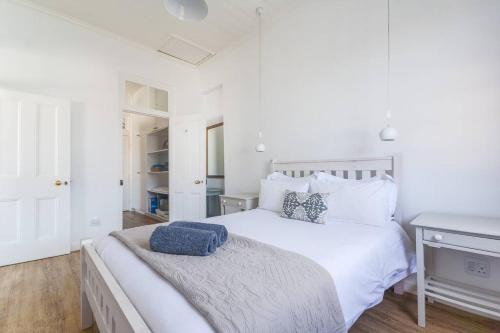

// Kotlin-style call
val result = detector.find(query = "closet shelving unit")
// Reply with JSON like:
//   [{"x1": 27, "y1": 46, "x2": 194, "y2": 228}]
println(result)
[
  {"x1": 144, "y1": 126, "x2": 169, "y2": 222},
  {"x1": 123, "y1": 78, "x2": 170, "y2": 222}
]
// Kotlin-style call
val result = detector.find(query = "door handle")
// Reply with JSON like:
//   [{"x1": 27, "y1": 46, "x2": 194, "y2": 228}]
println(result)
[
  {"x1": 55, "y1": 180, "x2": 69, "y2": 186},
  {"x1": 194, "y1": 180, "x2": 204, "y2": 184}
]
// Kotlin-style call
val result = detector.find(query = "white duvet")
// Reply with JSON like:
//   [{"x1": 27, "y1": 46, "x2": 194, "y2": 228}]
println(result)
[{"x1": 96, "y1": 209, "x2": 416, "y2": 332}]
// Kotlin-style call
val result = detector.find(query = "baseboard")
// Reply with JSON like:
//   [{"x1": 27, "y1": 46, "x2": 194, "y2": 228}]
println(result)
[{"x1": 71, "y1": 240, "x2": 81, "y2": 252}]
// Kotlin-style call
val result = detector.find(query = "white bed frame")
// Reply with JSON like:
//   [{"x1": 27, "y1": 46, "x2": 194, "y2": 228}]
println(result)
[{"x1": 80, "y1": 155, "x2": 403, "y2": 332}]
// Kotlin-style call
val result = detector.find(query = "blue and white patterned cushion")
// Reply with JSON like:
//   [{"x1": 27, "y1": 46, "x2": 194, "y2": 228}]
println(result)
[{"x1": 280, "y1": 190, "x2": 329, "y2": 224}]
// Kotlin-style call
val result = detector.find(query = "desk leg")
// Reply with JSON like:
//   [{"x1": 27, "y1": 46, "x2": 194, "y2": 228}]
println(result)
[{"x1": 416, "y1": 227, "x2": 426, "y2": 327}]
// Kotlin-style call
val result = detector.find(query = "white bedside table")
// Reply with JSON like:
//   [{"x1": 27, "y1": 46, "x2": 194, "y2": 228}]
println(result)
[
  {"x1": 411, "y1": 213, "x2": 500, "y2": 327},
  {"x1": 219, "y1": 193, "x2": 258, "y2": 215}
]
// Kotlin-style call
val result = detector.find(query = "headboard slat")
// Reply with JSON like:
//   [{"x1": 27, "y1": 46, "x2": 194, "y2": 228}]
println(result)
[
  {"x1": 333, "y1": 170, "x2": 344, "y2": 178},
  {"x1": 361, "y1": 170, "x2": 371, "y2": 180}
]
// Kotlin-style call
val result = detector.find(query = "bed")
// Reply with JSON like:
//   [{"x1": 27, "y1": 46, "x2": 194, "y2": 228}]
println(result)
[{"x1": 81, "y1": 156, "x2": 416, "y2": 333}]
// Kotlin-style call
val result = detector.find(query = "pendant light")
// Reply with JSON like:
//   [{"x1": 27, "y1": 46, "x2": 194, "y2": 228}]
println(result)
[
  {"x1": 255, "y1": 7, "x2": 266, "y2": 152},
  {"x1": 163, "y1": 0, "x2": 208, "y2": 22},
  {"x1": 379, "y1": 0, "x2": 398, "y2": 141}
]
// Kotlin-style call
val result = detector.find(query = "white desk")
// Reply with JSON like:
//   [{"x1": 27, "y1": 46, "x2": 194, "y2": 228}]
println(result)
[{"x1": 411, "y1": 213, "x2": 500, "y2": 327}]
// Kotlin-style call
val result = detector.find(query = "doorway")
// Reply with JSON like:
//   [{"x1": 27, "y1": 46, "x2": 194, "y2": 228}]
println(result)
[
  {"x1": 120, "y1": 76, "x2": 207, "y2": 225},
  {"x1": 122, "y1": 111, "x2": 169, "y2": 228},
  {"x1": 206, "y1": 122, "x2": 224, "y2": 217}
]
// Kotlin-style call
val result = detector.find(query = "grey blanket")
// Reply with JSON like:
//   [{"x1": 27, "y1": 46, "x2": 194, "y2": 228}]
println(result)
[{"x1": 111, "y1": 224, "x2": 346, "y2": 333}]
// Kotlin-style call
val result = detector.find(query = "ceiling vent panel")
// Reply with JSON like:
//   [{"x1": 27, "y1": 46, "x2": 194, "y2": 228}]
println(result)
[{"x1": 158, "y1": 35, "x2": 214, "y2": 65}]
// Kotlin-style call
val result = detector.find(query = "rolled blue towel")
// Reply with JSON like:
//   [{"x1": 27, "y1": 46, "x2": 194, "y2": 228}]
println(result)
[
  {"x1": 150, "y1": 225, "x2": 217, "y2": 256},
  {"x1": 170, "y1": 221, "x2": 228, "y2": 247}
]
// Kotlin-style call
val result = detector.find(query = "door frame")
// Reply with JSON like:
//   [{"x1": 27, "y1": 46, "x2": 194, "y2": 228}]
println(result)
[
  {"x1": 118, "y1": 74, "x2": 174, "y2": 224},
  {"x1": 122, "y1": 129, "x2": 131, "y2": 211}
]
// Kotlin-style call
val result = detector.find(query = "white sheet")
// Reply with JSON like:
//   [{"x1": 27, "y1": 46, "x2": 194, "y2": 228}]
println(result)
[{"x1": 96, "y1": 209, "x2": 416, "y2": 332}]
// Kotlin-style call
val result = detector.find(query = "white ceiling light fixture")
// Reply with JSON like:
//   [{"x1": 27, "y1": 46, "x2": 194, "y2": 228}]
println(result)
[
  {"x1": 163, "y1": 0, "x2": 208, "y2": 22},
  {"x1": 255, "y1": 7, "x2": 266, "y2": 153},
  {"x1": 379, "y1": 0, "x2": 398, "y2": 142}
]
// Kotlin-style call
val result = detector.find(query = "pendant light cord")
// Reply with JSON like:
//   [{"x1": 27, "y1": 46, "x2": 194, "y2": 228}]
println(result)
[
  {"x1": 386, "y1": 0, "x2": 391, "y2": 121},
  {"x1": 257, "y1": 7, "x2": 263, "y2": 139}
]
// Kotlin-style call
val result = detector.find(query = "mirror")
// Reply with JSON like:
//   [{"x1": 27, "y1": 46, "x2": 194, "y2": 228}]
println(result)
[{"x1": 206, "y1": 123, "x2": 224, "y2": 178}]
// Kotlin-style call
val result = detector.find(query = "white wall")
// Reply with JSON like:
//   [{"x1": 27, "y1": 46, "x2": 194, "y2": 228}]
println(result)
[
  {"x1": 0, "y1": 1, "x2": 201, "y2": 250},
  {"x1": 203, "y1": 85, "x2": 223, "y2": 126},
  {"x1": 200, "y1": 0, "x2": 500, "y2": 289}
]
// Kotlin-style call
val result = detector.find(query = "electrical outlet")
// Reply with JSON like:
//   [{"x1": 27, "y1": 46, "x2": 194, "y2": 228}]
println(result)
[
  {"x1": 90, "y1": 217, "x2": 101, "y2": 227},
  {"x1": 465, "y1": 256, "x2": 490, "y2": 278}
]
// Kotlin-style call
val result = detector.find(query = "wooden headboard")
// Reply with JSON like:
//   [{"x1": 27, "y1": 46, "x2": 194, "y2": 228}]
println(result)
[
  {"x1": 270, "y1": 156, "x2": 401, "y2": 222},
  {"x1": 270, "y1": 155, "x2": 399, "y2": 184}
]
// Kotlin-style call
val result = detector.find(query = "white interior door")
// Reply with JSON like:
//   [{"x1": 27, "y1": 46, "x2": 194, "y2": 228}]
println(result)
[
  {"x1": 171, "y1": 114, "x2": 206, "y2": 220},
  {"x1": 0, "y1": 89, "x2": 70, "y2": 266}
]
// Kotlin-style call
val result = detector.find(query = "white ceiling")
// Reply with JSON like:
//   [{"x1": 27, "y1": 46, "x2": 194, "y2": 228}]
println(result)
[{"x1": 23, "y1": 0, "x2": 294, "y2": 65}]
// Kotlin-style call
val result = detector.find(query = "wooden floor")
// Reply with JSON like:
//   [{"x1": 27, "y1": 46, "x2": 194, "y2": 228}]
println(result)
[
  {"x1": 123, "y1": 210, "x2": 160, "y2": 229},
  {"x1": 1, "y1": 252, "x2": 499, "y2": 333},
  {"x1": 350, "y1": 292, "x2": 500, "y2": 333},
  {"x1": 0, "y1": 252, "x2": 91, "y2": 333}
]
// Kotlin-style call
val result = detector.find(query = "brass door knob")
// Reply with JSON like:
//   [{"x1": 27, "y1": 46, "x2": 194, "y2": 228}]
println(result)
[{"x1": 55, "y1": 180, "x2": 62, "y2": 186}]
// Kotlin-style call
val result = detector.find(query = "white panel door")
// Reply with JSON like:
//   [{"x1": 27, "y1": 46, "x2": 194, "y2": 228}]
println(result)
[
  {"x1": 0, "y1": 89, "x2": 70, "y2": 266},
  {"x1": 171, "y1": 114, "x2": 206, "y2": 220}
]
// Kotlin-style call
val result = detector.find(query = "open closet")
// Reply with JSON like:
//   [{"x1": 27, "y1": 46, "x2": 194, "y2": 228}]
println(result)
[
  {"x1": 145, "y1": 124, "x2": 169, "y2": 221},
  {"x1": 122, "y1": 78, "x2": 170, "y2": 224}
]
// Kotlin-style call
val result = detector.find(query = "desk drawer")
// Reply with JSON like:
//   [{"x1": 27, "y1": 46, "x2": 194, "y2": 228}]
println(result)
[
  {"x1": 423, "y1": 229, "x2": 500, "y2": 253},
  {"x1": 221, "y1": 197, "x2": 247, "y2": 209}
]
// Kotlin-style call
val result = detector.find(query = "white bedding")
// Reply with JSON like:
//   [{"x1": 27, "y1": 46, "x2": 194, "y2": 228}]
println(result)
[{"x1": 96, "y1": 209, "x2": 416, "y2": 332}]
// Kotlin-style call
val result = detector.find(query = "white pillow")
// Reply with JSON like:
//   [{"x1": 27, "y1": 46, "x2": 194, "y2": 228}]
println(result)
[
  {"x1": 259, "y1": 179, "x2": 310, "y2": 212},
  {"x1": 314, "y1": 173, "x2": 397, "y2": 217},
  {"x1": 310, "y1": 177, "x2": 395, "y2": 226},
  {"x1": 315, "y1": 171, "x2": 345, "y2": 182},
  {"x1": 266, "y1": 171, "x2": 315, "y2": 183}
]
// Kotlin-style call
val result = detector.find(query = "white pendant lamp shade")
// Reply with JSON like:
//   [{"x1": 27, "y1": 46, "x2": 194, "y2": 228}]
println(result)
[
  {"x1": 163, "y1": 0, "x2": 208, "y2": 22},
  {"x1": 379, "y1": 109, "x2": 398, "y2": 141},
  {"x1": 255, "y1": 132, "x2": 266, "y2": 152},
  {"x1": 379, "y1": 125, "x2": 398, "y2": 141},
  {"x1": 255, "y1": 143, "x2": 266, "y2": 152}
]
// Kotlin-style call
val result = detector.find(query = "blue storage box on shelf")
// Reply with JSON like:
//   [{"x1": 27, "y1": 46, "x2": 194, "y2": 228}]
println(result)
[{"x1": 150, "y1": 197, "x2": 158, "y2": 214}]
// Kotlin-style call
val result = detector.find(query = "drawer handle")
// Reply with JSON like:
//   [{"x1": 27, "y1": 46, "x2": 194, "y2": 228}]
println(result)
[{"x1": 433, "y1": 234, "x2": 443, "y2": 241}]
